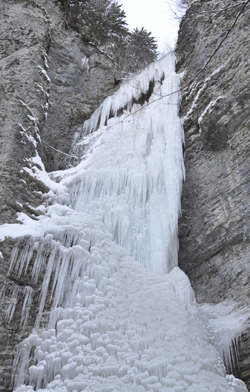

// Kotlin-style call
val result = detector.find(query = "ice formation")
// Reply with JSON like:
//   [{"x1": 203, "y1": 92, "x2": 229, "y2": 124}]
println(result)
[
  {"x1": 1, "y1": 53, "x2": 247, "y2": 392},
  {"x1": 199, "y1": 302, "x2": 250, "y2": 375},
  {"x1": 62, "y1": 52, "x2": 185, "y2": 275}
]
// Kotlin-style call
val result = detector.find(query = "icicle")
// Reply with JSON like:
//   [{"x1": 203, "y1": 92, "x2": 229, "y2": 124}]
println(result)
[
  {"x1": 35, "y1": 240, "x2": 60, "y2": 328},
  {"x1": 21, "y1": 286, "x2": 34, "y2": 328},
  {"x1": 5, "y1": 286, "x2": 19, "y2": 323}
]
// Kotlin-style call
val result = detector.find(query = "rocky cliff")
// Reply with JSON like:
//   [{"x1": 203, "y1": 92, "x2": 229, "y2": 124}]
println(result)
[
  {"x1": 176, "y1": 0, "x2": 250, "y2": 387},
  {"x1": 0, "y1": 0, "x2": 119, "y2": 389}
]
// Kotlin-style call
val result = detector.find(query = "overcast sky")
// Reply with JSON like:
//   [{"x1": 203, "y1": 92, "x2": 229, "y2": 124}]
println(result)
[{"x1": 119, "y1": 0, "x2": 181, "y2": 53}]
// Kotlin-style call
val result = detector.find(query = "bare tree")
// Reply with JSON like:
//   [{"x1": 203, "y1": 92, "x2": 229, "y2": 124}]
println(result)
[{"x1": 166, "y1": 0, "x2": 191, "y2": 20}]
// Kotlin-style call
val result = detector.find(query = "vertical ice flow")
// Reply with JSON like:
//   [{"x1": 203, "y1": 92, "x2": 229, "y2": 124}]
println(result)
[{"x1": 64, "y1": 52, "x2": 185, "y2": 274}]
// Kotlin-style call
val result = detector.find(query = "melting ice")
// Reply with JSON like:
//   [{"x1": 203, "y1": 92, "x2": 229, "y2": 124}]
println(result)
[{"x1": 3, "y1": 53, "x2": 247, "y2": 391}]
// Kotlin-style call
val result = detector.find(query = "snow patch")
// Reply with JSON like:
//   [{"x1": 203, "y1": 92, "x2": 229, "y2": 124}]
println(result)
[
  {"x1": 198, "y1": 96, "x2": 225, "y2": 132},
  {"x1": 183, "y1": 59, "x2": 231, "y2": 122},
  {"x1": 37, "y1": 65, "x2": 51, "y2": 83}
]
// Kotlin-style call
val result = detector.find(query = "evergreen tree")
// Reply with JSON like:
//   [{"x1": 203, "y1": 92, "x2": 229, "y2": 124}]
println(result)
[
  {"x1": 59, "y1": 0, "x2": 159, "y2": 75},
  {"x1": 59, "y1": 0, "x2": 128, "y2": 46},
  {"x1": 127, "y1": 27, "x2": 158, "y2": 72},
  {"x1": 111, "y1": 28, "x2": 158, "y2": 75}
]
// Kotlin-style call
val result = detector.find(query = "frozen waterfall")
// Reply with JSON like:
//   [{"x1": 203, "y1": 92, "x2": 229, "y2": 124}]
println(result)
[
  {"x1": 63, "y1": 52, "x2": 184, "y2": 275},
  {"x1": 0, "y1": 53, "x2": 247, "y2": 392}
]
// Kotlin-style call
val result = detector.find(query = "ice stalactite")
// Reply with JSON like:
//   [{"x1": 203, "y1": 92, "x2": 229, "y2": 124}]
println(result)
[{"x1": 1, "y1": 53, "x2": 247, "y2": 392}]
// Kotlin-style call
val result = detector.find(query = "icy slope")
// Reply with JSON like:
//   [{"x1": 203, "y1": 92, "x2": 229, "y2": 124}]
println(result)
[
  {"x1": 13, "y1": 243, "x2": 246, "y2": 392},
  {"x1": 3, "y1": 53, "x2": 247, "y2": 392},
  {"x1": 10, "y1": 210, "x2": 247, "y2": 392}
]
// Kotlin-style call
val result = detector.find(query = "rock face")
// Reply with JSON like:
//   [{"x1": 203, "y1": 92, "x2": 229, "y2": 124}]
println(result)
[
  {"x1": 176, "y1": 0, "x2": 250, "y2": 387},
  {"x1": 38, "y1": 1, "x2": 120, "y2": 172},
  {"x1": 0, "y1": 0, "x2": 119, "y2": 389},
  {"x1": 0, "y1": 0, "x2": 119, "y2": 225}
]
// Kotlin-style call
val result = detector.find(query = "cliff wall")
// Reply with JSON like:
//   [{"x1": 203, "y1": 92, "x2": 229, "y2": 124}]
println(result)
[
  {"x1": 0, "y1": 0, "x2": 119, "y2": 389},
  {"x1": 176, "y1": 0, "x2": 250, "y2": 387}
]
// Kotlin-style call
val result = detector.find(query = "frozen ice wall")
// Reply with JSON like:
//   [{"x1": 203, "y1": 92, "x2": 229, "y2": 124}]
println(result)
[
  {"x1": 62, "y1": 52, "x2": 185, "y2": 274},
  {"x1": 2, "y1": 53, "x2": 247, "y2": 392}
]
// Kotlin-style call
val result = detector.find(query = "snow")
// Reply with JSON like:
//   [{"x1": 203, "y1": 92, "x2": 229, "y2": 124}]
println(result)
[
  {"x1": 0, "y1": 53, "x2": 247, "y2": 392},
  {"x1": 18, "y1": 99, "x2": 41, "y2": 149},
  {"x1": 81, "y1": 56, "x2": 89, "y2": 70},
  {"x1": 0, "y1": 152, "x2": 69, "y2": 241},
  {"x1": 41, "y1": 48, "x2": 49, "y2": 70},
  {"x1": 25, "y1": 152, "x2": 70, "y2": 203},
  {"x1": 0, "y1": 217, "x2": 42, "y2": 241},
  {"x1": 198, "y1": 96, "x2": 225, "y2": 132},
  {"x1": 18, "y1": 100, "x2": 37, "y2": 119},
  {"x1": 18, "y1": 123, "x2": 38, "y2": 147},
  {"x1": 38, "y1": 65, "x2": 51, "y2": 83},
  {"x1": 184, "y1": 59, "x2": 231, "y2": 122},
  {"x1": 35, "y1": 82, "x2": 45, "y2": 93}
]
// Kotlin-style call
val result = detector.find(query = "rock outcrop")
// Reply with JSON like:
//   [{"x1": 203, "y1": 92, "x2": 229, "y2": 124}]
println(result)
[
  {"x1": 0, "y1": 0, "x2": 119, "y2": 389},
  {"x1": 176, "y1": 0, "x2": 250, "y2": 387}
]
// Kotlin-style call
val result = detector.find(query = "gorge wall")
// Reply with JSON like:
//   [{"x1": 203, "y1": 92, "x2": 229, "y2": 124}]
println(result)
[
  {"x1": 0, "y1": 0, "x2": 119, "y2": 389},
  {"x1": 176, "y1": 0, "x2": 250, "y2": 388},
  {"x1": 1, "y1": 0, "x2": 250, "y2": 390}
]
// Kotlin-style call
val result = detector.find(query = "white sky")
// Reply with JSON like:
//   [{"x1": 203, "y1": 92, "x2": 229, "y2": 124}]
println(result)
[{"x1": 119, "y1": 0, "x2": 180, "y2": 53}]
